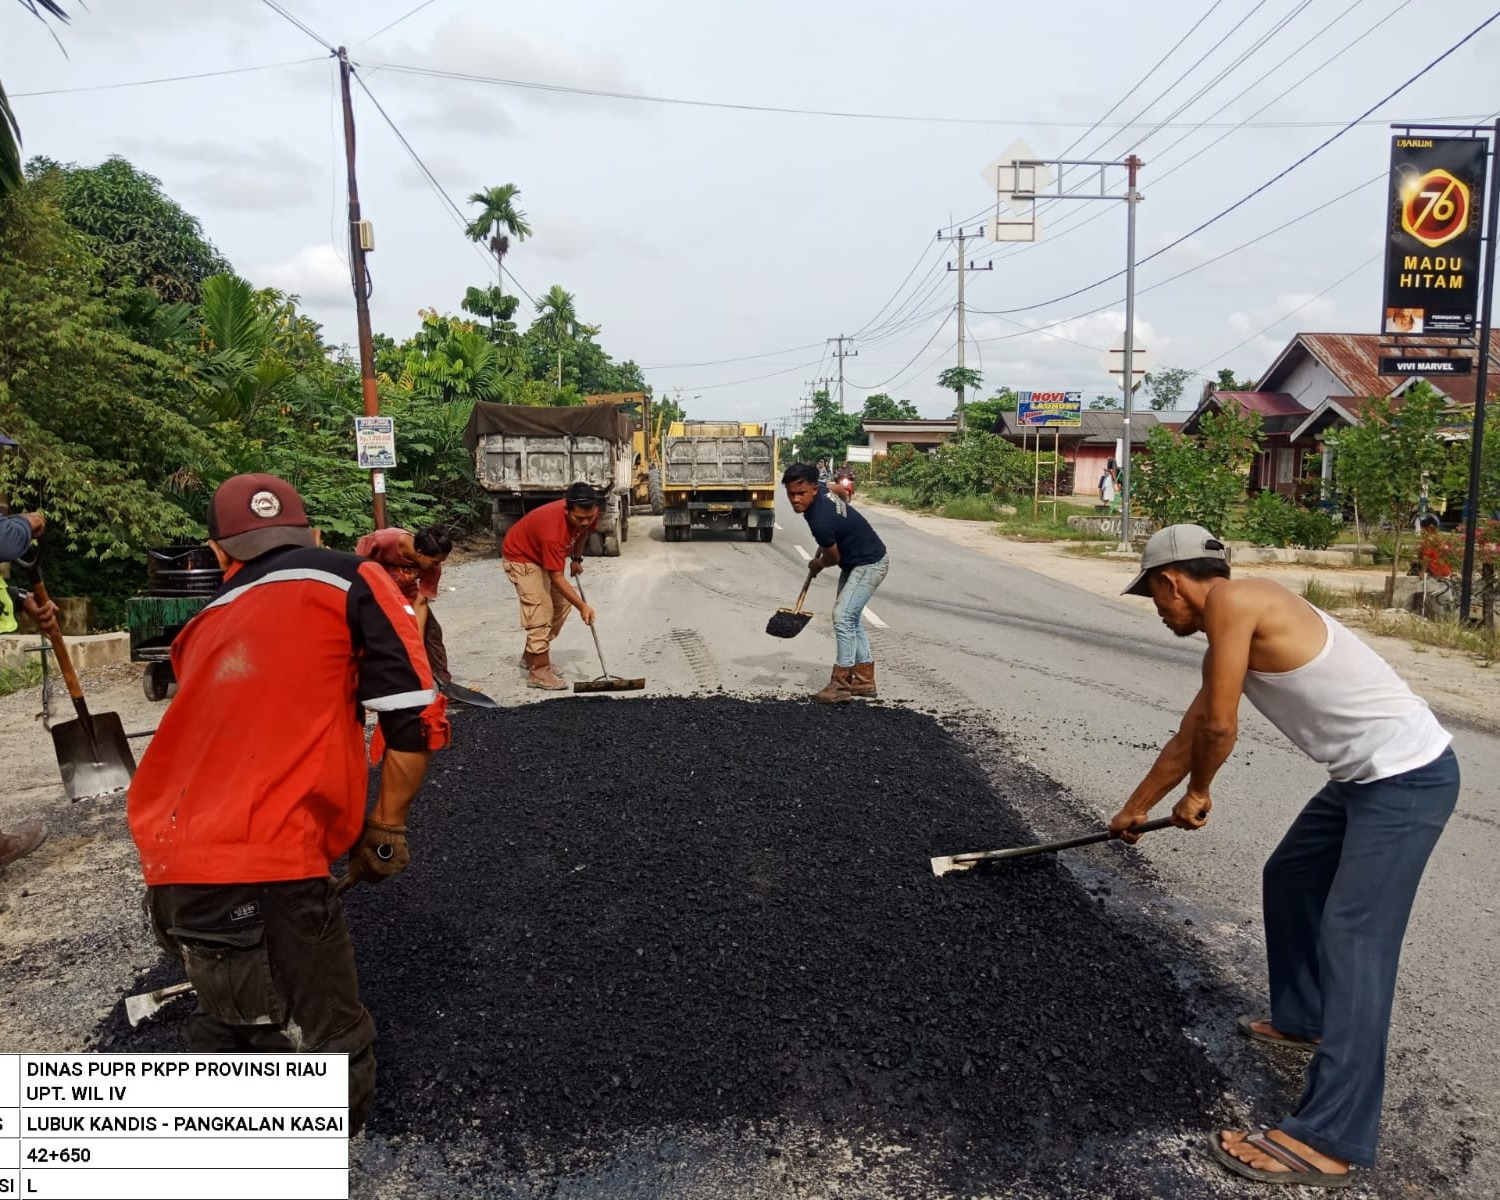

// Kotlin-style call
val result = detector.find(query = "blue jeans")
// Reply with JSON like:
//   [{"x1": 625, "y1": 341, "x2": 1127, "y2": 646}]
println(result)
[
  {"x1": 1267, "y1": 747, "x2": 1458, "y2": 1166},
  {"x1": 832, "y1": 556, "x2": 889, "y2": 667}
]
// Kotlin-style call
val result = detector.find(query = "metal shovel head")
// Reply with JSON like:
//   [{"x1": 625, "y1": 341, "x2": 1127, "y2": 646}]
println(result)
[
  {"x1": 574, "y1": 674, "x2": 647, "y2": 694},
  {"x1": 437, "y1": 677, "x2": 501, "y2": 709},
  {"x1": 766, "y1": 608, "x2": 814, "y2": 638},
  {"x1": 52, "y1": 712, "x2": 136, "y2": 802},
  {"x1": 125, "y1": 980, "x2": 193, "y2": 1027}
]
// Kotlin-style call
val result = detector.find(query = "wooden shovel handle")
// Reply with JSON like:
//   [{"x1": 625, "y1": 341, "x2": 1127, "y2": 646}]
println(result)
[
  {"x1": 792, "y1": 569, "x2": 814, "y2": 614},
  {"x1": 24, "y1": 568, "x2": 85, "y2": 703}
]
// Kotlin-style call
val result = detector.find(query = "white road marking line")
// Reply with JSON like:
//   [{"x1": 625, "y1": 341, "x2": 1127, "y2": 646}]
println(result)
[{"x1": 793, "y1": 544, "x2": 888, "y2": 627}]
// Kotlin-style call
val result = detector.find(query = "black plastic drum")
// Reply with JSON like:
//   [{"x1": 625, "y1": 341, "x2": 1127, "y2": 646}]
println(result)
[{"x1": 145, "y1": 545, "x2": 224, "y2": 597}]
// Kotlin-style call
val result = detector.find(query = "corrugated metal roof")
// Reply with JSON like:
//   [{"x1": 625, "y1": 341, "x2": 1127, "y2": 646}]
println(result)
[
  {"x1": 1287, "y1": 332, "x2": 1500, "y2": 406},
  {"x1": 1212, "y1": 390, "x2": 1309, "y2": 416},
  {"x1": 993, "y1": 410, "x2": 1170, "y2": 445}
]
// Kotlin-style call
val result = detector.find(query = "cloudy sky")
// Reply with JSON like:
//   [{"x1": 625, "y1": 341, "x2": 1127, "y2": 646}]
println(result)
[{"x1": 7, "y1": 0, "x2": 1500, "y2": 425}]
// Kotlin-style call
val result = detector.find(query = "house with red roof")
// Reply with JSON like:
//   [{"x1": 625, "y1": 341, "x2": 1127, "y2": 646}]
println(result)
[{"x1": 1181, "y1": 331, "x2": 1500, "y2": 499}]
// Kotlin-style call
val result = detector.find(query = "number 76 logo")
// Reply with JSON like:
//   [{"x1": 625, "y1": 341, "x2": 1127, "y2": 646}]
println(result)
[{"x1": 1401, "y1": 168, "x2": 1472, "y2": 249}]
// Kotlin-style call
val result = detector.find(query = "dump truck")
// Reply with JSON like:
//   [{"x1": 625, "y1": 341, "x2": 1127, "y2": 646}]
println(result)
[
  {"x1": 584, "y1": 391, "x2": 665, "y2": 514},
  {"x1": 661, "y1": 420, "x2": 778, "y2": 542},
  {"x1": 463, "y1": 402, "x2": 633, "y2": 556}
]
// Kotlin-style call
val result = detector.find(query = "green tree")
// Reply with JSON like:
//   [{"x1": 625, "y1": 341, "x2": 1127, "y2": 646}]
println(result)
[
  {"x1": 937, "y1": 365, "x2": 983, "y2": 427},
  {"x1": 964, "y1": 391, "x2": 1019, "y2": 434},
  {"x1": 1132, "y1": 406, "x2": 1263, "y2": 535},
  {"x1": 464, "y1": 183, "x2": 531, "y2": 330},
  {"x1": 790, "y1": 389, "x2": 862, "y2": 466},
  {"x1": 1216, "y1": 367, "x2": 1255, "y2": 390},
  {"x1": 1141, "y1": 366, "x2": 1193, "y2": 411},
  {"x1": 194, "y1": 274, "x2": 299, "y2": 424},
  {"x1": 1089, "y1": 393, "x2": 1120, "y2": 410},
  {"x1": 898, "y1": 428, "x2": 1031, "y2": 505},
  {"x1": 0, "y1": 171, "x2": 217, "y2": 610},
  {"x1": 861, "y1": 393, "x2": 918, "y2": 421},
  {"x1": 535, "y1": 284, "x2": 579, "y2": 388},
  {"x1": 36, "y1": 155, "x2": 230, "y2": 302},
  {"x1": 1, "y1": 1, "x2": 68, "y2": 199},
  {"x1": 1331, "y1": 383, "x2": 1454, "y2": 596}
]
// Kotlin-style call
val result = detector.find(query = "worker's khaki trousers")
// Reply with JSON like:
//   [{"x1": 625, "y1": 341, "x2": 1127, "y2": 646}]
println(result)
[{"x1": 502, "y1": 560, "x2": 572, "y2": 655}]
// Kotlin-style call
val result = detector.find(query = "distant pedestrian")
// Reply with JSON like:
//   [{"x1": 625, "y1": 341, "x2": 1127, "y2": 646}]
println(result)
[
  {"x1": 357, "y1": 524, "x2": 453, "y2": 682},
  {"x1": 1099, "y1": 467, "x2": 1116, "y2": 509},
  {"x1": 816, "y1": 459, "x2": 830, "y2": 482},
  {"x1": 1110, "y1": 524, "x2": 1457, "y2": 1190},
  {"x1": 781, "y1": 463, "x2": 889, "y2": 703},
  {"x1": 500, "y1": 482, "x2": 599, "y2": 690},
  {"x1": 830, "y1": 466, "x2": 856, "y2": 500},
  {"x1": 0, "y1": 507, "x2": 59, "y2": 871}
]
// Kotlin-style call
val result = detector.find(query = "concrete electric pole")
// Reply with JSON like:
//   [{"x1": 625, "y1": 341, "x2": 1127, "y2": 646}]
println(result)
[
  {"x1": 937, "y1": 226, "x2": 992, "y2": 429},
  {"x1": 827, "y1": 336, "x2": 857, "y2": 411}
]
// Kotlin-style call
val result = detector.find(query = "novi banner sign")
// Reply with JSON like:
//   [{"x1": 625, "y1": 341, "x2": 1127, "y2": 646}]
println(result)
[
  {"x1": 1016, "y1": 391, "x2": 1083, "y2": 427},
  {"x1": 1382, "y1": 136, "x2": 1486, "y2": 338}
]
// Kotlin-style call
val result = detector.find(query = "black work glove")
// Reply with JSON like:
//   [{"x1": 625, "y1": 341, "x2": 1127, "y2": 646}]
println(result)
[{"x1": 347, "y1": 820, "x2": 410, "y2": 885}]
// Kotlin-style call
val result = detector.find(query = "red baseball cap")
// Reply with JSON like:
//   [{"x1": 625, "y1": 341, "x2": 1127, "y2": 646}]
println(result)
[{"x1": 207, "y1": 473, "x2": 316, "y2": 560}]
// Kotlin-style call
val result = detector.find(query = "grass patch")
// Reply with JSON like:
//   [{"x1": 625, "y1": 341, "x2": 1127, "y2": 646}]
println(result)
[
  {"x1": 939, "y1": 495, "x2": 1005, "y2": 522},
  {"x1": 1300, "y1": 578, "x2": 1345, "y2": 611},
  {"x1": 1354, "y1": 610, "x2": 1496, "y2": 661},
  {"x1": 0, "y1": 660, "x2": 42, "y2": 698},
  {"x1": 866, "y1": 486, "x2": 1111, "y2": 543}
]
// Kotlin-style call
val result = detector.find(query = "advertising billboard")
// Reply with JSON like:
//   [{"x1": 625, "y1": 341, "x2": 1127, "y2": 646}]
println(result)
[
  {"x1": 1382, "y1": 136, "x2": 1486, "y2": 339},
  {"x1": 1016, "y1": 391, "x2": 1083, "y2": 427}
]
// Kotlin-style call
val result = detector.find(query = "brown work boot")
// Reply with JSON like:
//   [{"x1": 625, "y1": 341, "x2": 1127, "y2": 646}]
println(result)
[
  {"x1": 848, "y1": 662, "x2": 877, "y2": 698},
  {"x1": 811, "y1": 666, "x2": 853, "y2": 704},
  {"x1": 0, "y1": 822, "x2": 47, "y2": 870},
  {"x1": 518, "y1": 649, "x2": 536, "y2": 670},
  {"x1": 526, "y1": 652, "x2": 569, "y2": 691}
]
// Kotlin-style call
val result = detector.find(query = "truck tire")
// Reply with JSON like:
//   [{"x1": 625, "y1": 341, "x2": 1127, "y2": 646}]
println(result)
[
  {"x1": 143, "y1": 660, "x2": 176, "y2": 702},
  {"x1": 648, "y1": 468, "x2": 664, "y2": 516},
  {"x1": 586, "y1": 532, "x2": 604, "y2": 557},
  {"x1": 619, "y1": 497, "x2": 630, "y2": 544},
  {"x1": 603, "y1": 532, "x2": 621, "y2": 557},
  {"x1": 759, "y1": 526, "x2": 774, "y2": 543}
]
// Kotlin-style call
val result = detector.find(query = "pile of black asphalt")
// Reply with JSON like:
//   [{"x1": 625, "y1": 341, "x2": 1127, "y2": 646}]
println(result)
[{"x1": 100, "y1": 696, "x2": 1234, "y2": 1196}]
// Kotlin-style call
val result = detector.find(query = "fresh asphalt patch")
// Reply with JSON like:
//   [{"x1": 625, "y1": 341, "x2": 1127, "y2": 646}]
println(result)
[{"x1": 99, "y1": 697, "x2": 1282, "y2": 1197}]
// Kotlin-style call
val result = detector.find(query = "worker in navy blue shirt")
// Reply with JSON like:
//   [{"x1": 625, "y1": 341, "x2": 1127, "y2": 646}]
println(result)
[{"x1": 782, "y1": 462, "x2": 890, "y2": 703}]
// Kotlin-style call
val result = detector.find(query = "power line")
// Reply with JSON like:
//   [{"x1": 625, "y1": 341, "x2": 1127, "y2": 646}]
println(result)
[
  {"x1": 258, "y1": 0, "x2": 335, "y2": 52},
  {"x1": 846, "y1": 307, "x2": 954, "y2": 392},
  {"x1": 10, "y1": 57, "x2": 324, "y2": 97},
  {"x1": 358, "y1": 58, "x2": 1487, "y2": 130},
  {"x1": 966, "y1": 10, "x2": 1500, "y2": 320},
  {"x1": 356, "y1": 0, "x2": 443, "y2": 46}
]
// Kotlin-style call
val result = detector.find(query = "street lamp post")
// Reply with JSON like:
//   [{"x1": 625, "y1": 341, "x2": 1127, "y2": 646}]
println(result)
[{"x1": 994, "y1": 153, "x2": 1145, "y2": 548}]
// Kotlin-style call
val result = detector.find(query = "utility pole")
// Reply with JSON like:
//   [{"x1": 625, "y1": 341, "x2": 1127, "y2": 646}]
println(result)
[
  {"x1": 827, "y1": 335, "x2": 858, "y2": 411},
  {"x1": 338, "y1": 46, "x2": 386, "y2": 529},
  {"x1": 937, "y1": 226, "x2": 992, "y2": 429}
]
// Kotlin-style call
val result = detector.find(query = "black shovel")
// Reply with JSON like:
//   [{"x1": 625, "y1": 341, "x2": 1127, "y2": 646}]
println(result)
[
  {"x1": 24, "y1": 556, "x2": 136, "y2": 801},
  {"x1": 437, "y1": 677, "x2": 500, "y2": 710},
  {"x1": 930, "y1": 817, "x2": 1174, "y2": 876},
  {"x1": 766, "y1": 569, "x2": 816, "y2": 638}
]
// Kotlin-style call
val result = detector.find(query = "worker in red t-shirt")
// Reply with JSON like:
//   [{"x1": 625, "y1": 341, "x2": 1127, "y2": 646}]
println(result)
[
  {"x1": 356, "y1": 524, "x2": 452, "y2": 682},
  {"x1": 128, "y1": 474, "x2": 450, "y2": 1134},
  {"x1": 500, "y1": 481, "x2": 600, "y2": 690}
]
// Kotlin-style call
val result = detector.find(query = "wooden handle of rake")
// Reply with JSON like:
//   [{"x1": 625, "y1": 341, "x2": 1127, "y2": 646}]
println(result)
[{"x1": 573, "y1": 576, "x2": 611, "y2": 678}]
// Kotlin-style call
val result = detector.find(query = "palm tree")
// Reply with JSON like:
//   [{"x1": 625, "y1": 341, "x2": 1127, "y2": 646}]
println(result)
[
  {"x1": 937, "y1": 365, "x2": 983, "y2": 429},
  {"x1": 2, "y1": 2, "x2": 69, "y2": 200},
  {"x1": 464, "y1": 184, "x2": 531, "y2": 323},
  {"x1": 536, "y1": 285, "x2": 578, "y2": 389}
]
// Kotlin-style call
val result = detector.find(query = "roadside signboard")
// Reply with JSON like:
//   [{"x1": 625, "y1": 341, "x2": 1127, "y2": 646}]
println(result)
[
  {"x1": 1016, "y1": 391, "x2": 1083, "y2": 426},
  {"x1": 1382, "y1": 135, "x2": 1486, "y2": 338},
  {"x1": 845, "y1": 445, "x2": 874, "y2": 463},
  {"x1": 1378, "y1": 355, "x2": 1473, "y2": 376},
  {"x1": 355, "y1": 416, "x2": 397, "y2": 469}
]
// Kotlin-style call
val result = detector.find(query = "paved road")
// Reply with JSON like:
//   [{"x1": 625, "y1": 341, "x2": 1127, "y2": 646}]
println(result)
[{"x1": 445, "y1": 495, "x2": 1496, "y2": 1197}]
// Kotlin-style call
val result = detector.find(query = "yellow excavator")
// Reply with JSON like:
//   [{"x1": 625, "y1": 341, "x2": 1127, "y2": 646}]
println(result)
[{"x1": 584, "y1": 392, "x2": 665, "y2": 514}]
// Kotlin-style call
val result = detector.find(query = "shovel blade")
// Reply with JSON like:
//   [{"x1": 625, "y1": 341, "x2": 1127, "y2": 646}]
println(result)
[
  {"x1": 766, "y1": 609, "x2": 813, "y2": 638},
  {"x1": 125, "y1": 981, "x2": 193, "y2": 1027},
  {"x1": 51, "y1": 712, "x2": 136, "y2": 802},
  {"x1": 437, "y1": 678, "x2": 501, "y2": 709}
]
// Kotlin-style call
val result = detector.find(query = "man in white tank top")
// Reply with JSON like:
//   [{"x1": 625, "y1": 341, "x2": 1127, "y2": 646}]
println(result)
[{"x1": 1109, "y1": 524, "x2": 1458, "y2": 1190}]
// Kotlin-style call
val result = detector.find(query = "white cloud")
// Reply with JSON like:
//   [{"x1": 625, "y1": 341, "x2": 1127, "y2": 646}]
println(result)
[
  {"x1": 528, "y1": 212, "x2": 663, "y2": 264},
  {"x1": 128, "y1": 138, "x2": 319, "y2": 211},
  {"x1": 254, "y1": 244, "x2": 350, "y2": 307}
]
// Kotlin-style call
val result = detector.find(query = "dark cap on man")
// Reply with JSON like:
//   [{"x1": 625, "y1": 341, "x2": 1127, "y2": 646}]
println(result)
[
  {"x1": 1122, "y1": 523, "x2": 1229, "y2": 596},
  {"x1": 565, "y1": 481, "x2": 599, "y2": 508},
  {"x1": 207, "y1": 473, "x2": 316, "y2": 560}
]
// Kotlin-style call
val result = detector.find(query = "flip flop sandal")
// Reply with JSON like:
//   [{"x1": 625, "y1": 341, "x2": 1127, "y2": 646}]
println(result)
[
  {"x1": 1238, "y1": 1013, "x2": 1320, "y2": 1051},
  {"x1": 1207, "y1": 1131, "x2": 1352, "y2": 1189}
]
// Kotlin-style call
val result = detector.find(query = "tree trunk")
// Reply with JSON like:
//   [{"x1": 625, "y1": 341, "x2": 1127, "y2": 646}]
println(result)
[
  {"x1": 1352, "y1": 503, "x2": 1362, "y2": 568},
  {"x1": 1386, "y1": 526, "x2": 1402, "y2": 608},
  {"x1": 1483, "y1": 561, "x2": 1495, "y2": 633}
]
